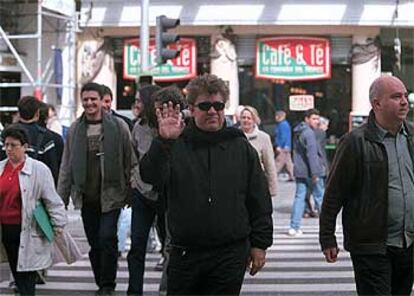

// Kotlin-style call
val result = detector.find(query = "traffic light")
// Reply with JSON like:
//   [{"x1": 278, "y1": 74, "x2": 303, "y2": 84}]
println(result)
[
  {"x1": 394, "y1": 37, "x2": 401, "y2": 71},
  {"x1": 156, "y1": 15, "x2": 180, "y2": 65}
]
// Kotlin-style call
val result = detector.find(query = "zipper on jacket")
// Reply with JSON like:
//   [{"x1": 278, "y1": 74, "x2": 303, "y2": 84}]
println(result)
[{"x1": 207, "y1": 145, "x2": 212, "y2": 205}]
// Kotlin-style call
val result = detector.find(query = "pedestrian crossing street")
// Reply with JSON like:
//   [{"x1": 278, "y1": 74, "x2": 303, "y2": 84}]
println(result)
[{"x1": 0, "y1": 218, "x2": 357, "y2": 295}]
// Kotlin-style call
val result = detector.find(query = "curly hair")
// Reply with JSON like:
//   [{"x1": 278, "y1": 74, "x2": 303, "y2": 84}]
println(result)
[
  {"x1": 146, "y1": 86, "x2": 186, "y2": 128},
  {"x1": 185, "y1": 74, "x2": 229, "y2": 105}
]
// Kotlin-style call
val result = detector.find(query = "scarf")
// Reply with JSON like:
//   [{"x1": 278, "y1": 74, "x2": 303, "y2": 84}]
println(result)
[
  {"x1": 71, "y1": 112, "x2": 121, "y2": 192},
  {"x1": 243, "y1": 125, "x2": 259, "y2": 141}
]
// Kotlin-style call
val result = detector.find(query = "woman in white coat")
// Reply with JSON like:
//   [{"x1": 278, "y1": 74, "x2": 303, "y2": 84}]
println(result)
[
  {"x1": 239, "y1": 106, "x2": 278, "y2": 198},
  {"x1": 0, "y1": 125, "x2": 67, "y2": 295}
]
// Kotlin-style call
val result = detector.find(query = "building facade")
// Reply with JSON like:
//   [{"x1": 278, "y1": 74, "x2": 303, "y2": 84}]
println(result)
[{"x1": 3, "y1": 1, "x2": 412, "y2": 133}]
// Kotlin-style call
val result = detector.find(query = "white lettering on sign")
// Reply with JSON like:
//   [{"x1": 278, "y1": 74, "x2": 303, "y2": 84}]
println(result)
[
  {"x1": 281, "y1": 45, "x2": 291, "y2": 65},
  {"x1": 262, "y1": 44, "x2": 293, "y2": 66},
  {"x1": 316, "y1": 46, "x2": 324, "y2": 65},
  {"x1": 310, "y1": 44, "x2": 324, "y2": 66},
  {"x1": 262, "y1": 44, "x2": 270, "y2": 65},
  {"x1": 176, "y1": 48, "x2": 190, "y2": 66},
  {"x1": 129, "y1": 46, "x2": 139, "y2": 67},
  {"x1": 295, "y1": 45, "x2": 305, "y2": 65}
]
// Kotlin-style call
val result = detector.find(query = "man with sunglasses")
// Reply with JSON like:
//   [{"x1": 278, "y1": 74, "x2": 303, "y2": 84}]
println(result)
[{"x1": 140, "y1": 74, "x2": 273, "y2": 295}]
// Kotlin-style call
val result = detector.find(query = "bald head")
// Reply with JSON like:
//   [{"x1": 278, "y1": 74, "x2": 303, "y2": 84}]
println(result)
[
  {"x1": 369, "y1": 76, "x2": 405, "y2": 105},
  {"x1": 369, "y1": 75, "x2": 408, "y2": 134}
]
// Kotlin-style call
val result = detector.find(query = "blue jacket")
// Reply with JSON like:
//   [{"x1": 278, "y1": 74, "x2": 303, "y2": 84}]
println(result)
[
  {"x1": 293, "y1": 122, "x2": 326, "y2": 178},
  {"x1": 274, "y1": 119, "x2": 292, "y2": 150}
]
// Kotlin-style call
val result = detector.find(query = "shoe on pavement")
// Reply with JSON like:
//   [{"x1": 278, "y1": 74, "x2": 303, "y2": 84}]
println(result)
[
  {"x1": 95, "y1": 287, "x2": 115, "y2": 296},
  {"x1": 8, "y1": 281, "x2": 18, "y2": 293},
  {"x1": 309, "y1": 210, "x2": 319, "y2": 218},
  {"x1": 287, "y1": 228, "x2": 303, "y2": 237},
  {"x1": 35, "y1": 270, "x2": 46, "y2": 284},
  {"x1": 154, "y1": 256, "x2": 166, "y2": 271}
]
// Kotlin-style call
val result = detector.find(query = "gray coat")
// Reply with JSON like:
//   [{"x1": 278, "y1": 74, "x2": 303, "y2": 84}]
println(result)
[
  {"x1": 293, "y1": 122, "x2": 326, "y2": 178},
  {"x1": 57, "y1": 113, "x2": 136, "y2": 213},
  {"x1": 244, "y1": 127, "x2": 278, "y2": 197},
  {"x1": 0, "y1": 156, "x2": 67, "y2": 271},
  {"x1": 130, "y1": 122, "x2": 158, "y2": 201}
]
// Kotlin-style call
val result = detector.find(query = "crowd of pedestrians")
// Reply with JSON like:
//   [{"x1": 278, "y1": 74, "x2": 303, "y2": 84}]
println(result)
[{"x1": 0, "y1": 74, "x2": 412, "y2": 296}]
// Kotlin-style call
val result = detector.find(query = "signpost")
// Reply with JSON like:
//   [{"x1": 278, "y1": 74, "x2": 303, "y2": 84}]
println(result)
[
  {"x1": 124, "y1": 38, "x2": 196, "y2": 82},
  {"x1": 256, "y1": 37, "x2": 331, "y2": 81}
]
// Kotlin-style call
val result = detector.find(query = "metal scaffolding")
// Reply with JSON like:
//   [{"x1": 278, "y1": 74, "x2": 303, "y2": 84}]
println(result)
[{"x1": 0, "y1": 0, "x2": 77, "y2": 109}]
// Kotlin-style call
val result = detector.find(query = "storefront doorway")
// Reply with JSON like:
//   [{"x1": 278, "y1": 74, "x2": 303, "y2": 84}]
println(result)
[{"x1": 238, "y1": 64, "x2": 351, "y2": 139}]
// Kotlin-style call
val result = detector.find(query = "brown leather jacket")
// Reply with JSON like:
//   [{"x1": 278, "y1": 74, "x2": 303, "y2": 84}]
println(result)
[{"x1": 319, "y1": 111, "x2": 414, "y2": 254}]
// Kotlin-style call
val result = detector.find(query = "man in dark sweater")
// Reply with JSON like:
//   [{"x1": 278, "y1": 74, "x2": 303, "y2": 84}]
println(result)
[{"x1": 140, "y1": 74, "x2": 273, "y2": 295}]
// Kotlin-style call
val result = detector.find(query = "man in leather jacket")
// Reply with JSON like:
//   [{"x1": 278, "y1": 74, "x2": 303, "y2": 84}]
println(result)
[{"x1": 319, "y1": 75, "x2": 413, "y2": 296}]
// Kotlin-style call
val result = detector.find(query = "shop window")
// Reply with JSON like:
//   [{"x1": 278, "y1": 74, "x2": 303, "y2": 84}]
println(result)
[{"x1": 238, "y1": 64, "x2": 351, "y2": 139}]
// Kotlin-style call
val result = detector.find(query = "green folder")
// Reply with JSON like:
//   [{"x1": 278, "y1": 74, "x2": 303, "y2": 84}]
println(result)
[{"x1": 33, "y1": 202, "x2": 54, "y2": 242}]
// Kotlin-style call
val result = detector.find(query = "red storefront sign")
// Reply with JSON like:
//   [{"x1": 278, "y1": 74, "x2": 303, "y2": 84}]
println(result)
[
  {"x1": 256, "y1": 37, "x2": 331, "y2": 81},
  {"x1": 123, "y1": 38, "x2": 197, "y2": 82}
]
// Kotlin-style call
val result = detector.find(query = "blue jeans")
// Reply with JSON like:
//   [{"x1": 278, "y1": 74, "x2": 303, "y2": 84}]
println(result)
[
  {"x1": 117, "y1": 207, "x2": 132, "y2": 252},
  {"x1": 290, "y1": 177, "x2": 325, "y2": 230}
]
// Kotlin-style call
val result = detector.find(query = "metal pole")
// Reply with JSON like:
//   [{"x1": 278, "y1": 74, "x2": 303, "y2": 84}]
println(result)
[
  {"x1": 0, "y1": 82, "x2": 34, "y2": 88},
  {"x1": 6, "y1": 34, "x2": 39, "y2": 39},
  {"x1": 140, "y1": 0, "x2": 150, "y2": 73},
  {"x1": 0, "y1": 26, "x2": 35, "y2": 84},
  {"x1": 35, "y1": 0, "x2": 43, "y2": 99}
]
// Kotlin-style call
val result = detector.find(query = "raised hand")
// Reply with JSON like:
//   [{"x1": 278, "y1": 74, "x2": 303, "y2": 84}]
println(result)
[{"x1": 156, "y1": 101, "x2": 184, "y2": 140}]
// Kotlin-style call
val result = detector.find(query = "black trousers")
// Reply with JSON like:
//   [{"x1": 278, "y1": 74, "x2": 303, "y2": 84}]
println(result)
[
  {"x1": 127, "y1": 189, "x2": 166, "y2": 295},
  {"x1": 81, "y1": 207, "x2": 120, "y2": 290},
  {"x1": 167, "y1": 239, "x2": 250, "y2": 295},
  {"x1": 1, "y1": 224, "x2": 37, "y2": 296},
  {"x1": 350, "y1": 244, "x2": 413, "y2": 296}
]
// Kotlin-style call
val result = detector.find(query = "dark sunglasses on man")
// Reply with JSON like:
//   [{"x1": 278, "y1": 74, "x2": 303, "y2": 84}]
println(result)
[{"x1": 196, "y1": 101, "x2": 225, "y2": 111}]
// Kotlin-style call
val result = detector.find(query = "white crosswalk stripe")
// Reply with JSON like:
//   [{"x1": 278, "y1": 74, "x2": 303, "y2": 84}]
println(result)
[{"x1": 0, "y1": 217, "x2": 357, "y2": 295}]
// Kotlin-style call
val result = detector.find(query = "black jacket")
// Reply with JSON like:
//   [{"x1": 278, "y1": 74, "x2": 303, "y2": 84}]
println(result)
[
  {"x1": 112, "y1": 110, "x2": 133, "y2": 131},
  {"x1": 0, "y1": 122, "x2": 63, "y2": 185},
  {"x1": 319, "y1": 111, "x2": 414, "y2": 254},
  {"x1": 140, "y1": 123, "x2": 273, "y2": 250}
]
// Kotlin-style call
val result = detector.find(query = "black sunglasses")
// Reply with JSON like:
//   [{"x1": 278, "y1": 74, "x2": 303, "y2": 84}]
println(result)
[{"x1": 196, "y1": 101, "x2": 225, "y2": 111}]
